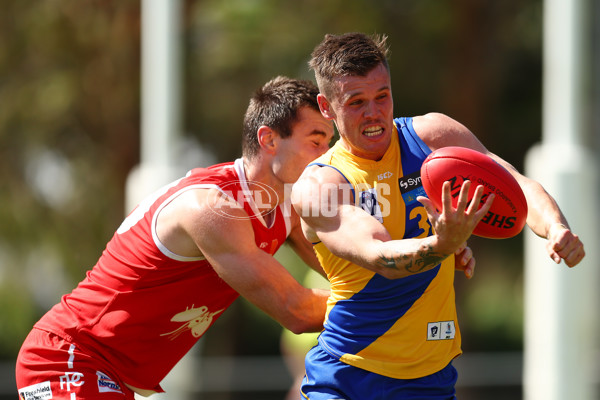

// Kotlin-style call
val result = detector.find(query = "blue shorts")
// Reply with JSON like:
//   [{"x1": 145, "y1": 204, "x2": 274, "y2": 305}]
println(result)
[{"x1": 301, "y1": 344, "x2": 457, "y2": 400}]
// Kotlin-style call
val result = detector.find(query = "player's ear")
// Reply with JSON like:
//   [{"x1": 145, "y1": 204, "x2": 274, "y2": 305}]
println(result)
[
  {"x1": 318, "y1": 94, "x2": 335, "y2": 120},
  {"x1": 257, "y1": 125, "x2": 277, "y2": 155}
]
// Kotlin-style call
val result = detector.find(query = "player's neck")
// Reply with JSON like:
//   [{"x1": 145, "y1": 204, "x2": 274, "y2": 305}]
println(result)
[{"x1": 242, "y1": 157, "x2": 281, "y2": 212}]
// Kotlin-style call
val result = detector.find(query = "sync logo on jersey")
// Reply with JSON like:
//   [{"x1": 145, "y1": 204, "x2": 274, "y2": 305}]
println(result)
[{"x1": 398, "y1": 170, "x2": 426, "y2": 204}]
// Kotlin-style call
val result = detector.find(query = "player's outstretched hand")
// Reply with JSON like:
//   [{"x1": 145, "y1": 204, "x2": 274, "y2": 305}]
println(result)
[
  {"x1": 546, "y1": 223, "x2": 585, "y2": 268},
  {"x1": 454, "y1": 242, "x2": 475, "y2": 279},
  {"x1": 418, "y1": 180, "x2": 494, "y2": 256}
]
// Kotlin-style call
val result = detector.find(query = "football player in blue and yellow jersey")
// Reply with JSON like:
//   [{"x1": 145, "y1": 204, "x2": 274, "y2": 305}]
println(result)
[{"x1": 292, "y1": 32, "x2": 585, "y2": 400}]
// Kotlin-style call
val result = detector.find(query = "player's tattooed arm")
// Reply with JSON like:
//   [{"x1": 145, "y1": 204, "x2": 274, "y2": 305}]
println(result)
[{"x1": 376, "y1": 244, "x2": 449, "y2": 275}]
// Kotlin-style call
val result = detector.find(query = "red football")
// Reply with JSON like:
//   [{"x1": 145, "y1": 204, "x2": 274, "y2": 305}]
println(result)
[{"x1": 420, "y1": 146, "x2": 528, "y2": 239}]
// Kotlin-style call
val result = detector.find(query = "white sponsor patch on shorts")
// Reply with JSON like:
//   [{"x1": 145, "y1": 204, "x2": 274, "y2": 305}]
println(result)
[
  {"x1": 97, "y1": 371, "x2": 123, "y2": 394},
  {"x1": 427, "y1": 321, "x2": 456, "y2": 340},
  {"x1": 18, "y1": 381, "x2": 53, "y2": 400}
]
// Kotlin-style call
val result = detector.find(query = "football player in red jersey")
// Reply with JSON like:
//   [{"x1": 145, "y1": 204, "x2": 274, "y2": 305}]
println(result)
[{"x1": 16, "y1": 76, "x2": 334, "y2": 399}]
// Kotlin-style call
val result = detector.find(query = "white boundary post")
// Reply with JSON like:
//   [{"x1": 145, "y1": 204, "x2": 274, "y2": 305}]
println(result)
[
  {"x1": 126, "y1": 0, "x2": 182, "y2": 213},
  {"x1": 523, "y1": 0, "x2": 599, "y2": 398},
  {"x1": 128, "y1": 1, "x2": 198, "y2": 399}
]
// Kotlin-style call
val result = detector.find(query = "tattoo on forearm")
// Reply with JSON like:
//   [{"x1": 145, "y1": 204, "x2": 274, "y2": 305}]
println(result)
[{"x1": 377, "y1": 245, "x2": 447, "y2": 274}]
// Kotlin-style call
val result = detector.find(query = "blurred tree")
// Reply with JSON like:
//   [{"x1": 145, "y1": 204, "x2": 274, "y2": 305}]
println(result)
[
  {"x1": 0, "y1": 0, "x2": 140, "y2": 358},
  {"x1": 183, "y1": 0, "x2": 383, "y2": 161}
]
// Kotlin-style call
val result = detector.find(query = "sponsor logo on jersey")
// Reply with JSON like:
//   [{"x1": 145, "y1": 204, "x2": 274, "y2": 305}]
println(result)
[
  {"x1": 398, "y1": 171, "x2": 426, "y2": 204},
  {"x1": 427, "y1": 321, "x2": 456, "y2": 341},
  {"x1": 398, "y1": 171, "x2": 422, "y2": 193},
  {"x1": 358, "y1": 188, "x2": 383, "y2": 223},
  {"x1": 18, "y1": 381, "x2": 53, "y2": 400},
  {"x1": 59, "y1": 372, "x2": 84, "y2": 391},
  {"x1": 377, "y1": 171, "x2": 393, "y2": 181},
  {"x1": 97, "y1": 371, "x2": 123, "y2": 393}
]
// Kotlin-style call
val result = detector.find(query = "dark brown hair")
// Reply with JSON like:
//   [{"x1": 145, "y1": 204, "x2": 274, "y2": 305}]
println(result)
[
  {"x1": 242, "y1": 76, "x2": 320, "y2": 159},
  {"x1": 309, "y1": 32, "x2": 390, "y2": 97}
]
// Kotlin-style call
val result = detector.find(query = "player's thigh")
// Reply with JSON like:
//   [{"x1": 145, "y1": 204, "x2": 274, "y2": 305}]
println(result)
[{"x1": 16, "y1": 329, "x2": 134, "y2": 400}]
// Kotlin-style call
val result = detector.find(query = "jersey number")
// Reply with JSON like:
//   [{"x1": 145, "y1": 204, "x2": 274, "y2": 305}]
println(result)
[{"x1": 409, "y1": 206, "x2": 432, "y2": 238}]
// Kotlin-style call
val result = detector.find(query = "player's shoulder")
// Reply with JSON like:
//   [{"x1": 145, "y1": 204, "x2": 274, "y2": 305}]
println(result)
[
  {"x1": 161, "y1": 181, "x2": 248, "y2": 233},
  {"x1": 412, "y1": 112, "x2": 474, "y2": 150},
  {"x1": 292, "y1": 164, "x2": 354, "y2": 215},
  {"x1": 185, "y1": 161, "x2": 237, "y2": 183},
  {"x1": 297, "y1": 162, "x2": 349, "y2": 188}
]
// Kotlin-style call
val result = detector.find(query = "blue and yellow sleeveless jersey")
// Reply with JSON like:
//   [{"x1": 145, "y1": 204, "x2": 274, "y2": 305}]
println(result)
[{"x1": 310, "y1": 117, "x2": 461, "y2": 379}]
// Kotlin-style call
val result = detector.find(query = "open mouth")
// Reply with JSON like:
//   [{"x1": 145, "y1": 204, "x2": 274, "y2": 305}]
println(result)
[{"x1": 363, "y1": 126, "x2": 384, "y2": 137}]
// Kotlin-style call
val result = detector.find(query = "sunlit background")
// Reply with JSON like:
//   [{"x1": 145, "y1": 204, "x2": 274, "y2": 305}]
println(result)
[{"x1": 1, "y1": 1, "x2": 598, "y2": 399}]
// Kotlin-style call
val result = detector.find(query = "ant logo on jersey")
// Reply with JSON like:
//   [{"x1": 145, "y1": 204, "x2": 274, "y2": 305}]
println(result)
[
  {"x1": 161, "y1": 305, "x2": 225, "y2": 340},
  {"x1": 208, "y1": 180, "x2": 279, "y2": 220}
]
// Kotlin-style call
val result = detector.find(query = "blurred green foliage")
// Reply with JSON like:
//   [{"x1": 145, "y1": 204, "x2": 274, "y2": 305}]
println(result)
[{"x1": 0, "y1": 0, "x2": 548, "y2": 360}]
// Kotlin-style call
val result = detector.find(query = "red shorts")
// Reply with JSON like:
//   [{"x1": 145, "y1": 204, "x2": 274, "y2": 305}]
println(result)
[{"x1": 16, "y1": 328, "x2": 135, "y2": 400}]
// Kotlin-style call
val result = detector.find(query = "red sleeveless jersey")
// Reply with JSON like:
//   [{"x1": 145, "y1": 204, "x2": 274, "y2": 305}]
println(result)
[{"x1": 34, "y1": 158, "x2": 291, "y2": 390}]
